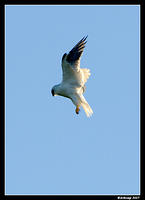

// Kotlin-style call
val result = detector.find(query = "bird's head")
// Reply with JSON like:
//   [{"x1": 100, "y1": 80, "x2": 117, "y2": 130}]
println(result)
[{"x1": 51, "y1": 85, "x2": 59, "y2": 96}]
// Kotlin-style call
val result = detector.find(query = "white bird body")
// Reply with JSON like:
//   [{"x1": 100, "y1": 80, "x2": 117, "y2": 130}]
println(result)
[{"x1": 51, "y1": 36, "x2": 93, "y2": 117}]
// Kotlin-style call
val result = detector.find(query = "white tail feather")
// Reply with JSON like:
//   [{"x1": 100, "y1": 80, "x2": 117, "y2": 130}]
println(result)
[
  {"x1": 76, "y1": 94, "x2": 93, "y2": 117},
  {"x1": 81, "y1": 101, "x2": 93, "y2": 117}
]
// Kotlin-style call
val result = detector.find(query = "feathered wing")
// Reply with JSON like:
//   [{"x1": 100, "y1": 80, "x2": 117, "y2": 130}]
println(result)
[
  {"x1": 61, "y1": 36, "x2": 89, "y2": 87},
  {"x1": 65, "y1": 36, "x2": 87, "y2": 70},
  {"x1": 81, "y1": 68, "x2": 91, "y2": 84},
  {"x1": 61, "y1": 36, "x2": 93, "y2": 117}
]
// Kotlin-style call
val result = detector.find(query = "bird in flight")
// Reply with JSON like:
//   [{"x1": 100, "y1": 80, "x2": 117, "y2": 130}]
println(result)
[{"x1": 51, "y1": 36, "x2": 93, "y2": 117}]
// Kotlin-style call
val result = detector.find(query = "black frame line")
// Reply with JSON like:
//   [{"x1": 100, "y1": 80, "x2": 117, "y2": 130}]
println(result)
[{"x1": 0, "y1": 1, "x2": 143, "y2": 200}]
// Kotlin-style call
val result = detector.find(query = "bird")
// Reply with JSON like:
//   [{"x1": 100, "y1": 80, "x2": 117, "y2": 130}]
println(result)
[{"x1": 51, "y1": 36, "x2": 93, "y2": 117}]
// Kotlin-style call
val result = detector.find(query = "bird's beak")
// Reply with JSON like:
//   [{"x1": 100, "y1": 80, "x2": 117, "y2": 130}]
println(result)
[{"x1": 51, "y1": 89, "x2": 55, "y2": 96}]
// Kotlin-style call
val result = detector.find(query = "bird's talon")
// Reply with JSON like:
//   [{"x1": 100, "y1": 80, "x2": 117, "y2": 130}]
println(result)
[{"x1": 75, "y1": 107, "x2": 80, "y2": 114}]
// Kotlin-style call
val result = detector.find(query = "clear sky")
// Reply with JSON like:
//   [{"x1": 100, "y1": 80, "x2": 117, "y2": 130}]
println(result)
[{"x1": 5, "y1": 5, "x2": 140, "y2": 195}]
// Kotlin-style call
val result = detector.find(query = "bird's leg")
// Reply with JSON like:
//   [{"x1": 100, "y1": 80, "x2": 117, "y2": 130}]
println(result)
[{"x1": 75, "y1": 106, "x2": 80, "y2": 114}]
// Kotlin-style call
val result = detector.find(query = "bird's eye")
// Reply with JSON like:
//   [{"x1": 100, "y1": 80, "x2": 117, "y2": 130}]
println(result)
[{"x1": 51, "y1": 89, "x2": 54, "y2": 96}]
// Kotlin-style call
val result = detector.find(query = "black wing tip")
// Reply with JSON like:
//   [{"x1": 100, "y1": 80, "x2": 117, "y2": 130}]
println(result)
[
  {"x1": 77, "y1": 35, "x2": 88, "y2": 48},
  {"x1": 79, "y1": 35, "x2": 88, "y2": 43},
  {"x1": 74, "y1": 35, "x2": 88, "y2": 50},
  {"x1": 66, "y1": 35, "x2": 88, "y2": 64},
  {"x1": 78, "y1": 35, "x2": 88, "y2": 48},
  {"x1": 81, "y1": 35, "x2": 88, "y2": 42}
]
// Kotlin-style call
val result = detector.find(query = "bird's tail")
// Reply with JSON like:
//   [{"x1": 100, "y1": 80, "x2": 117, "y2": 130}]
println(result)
[
  {"x1": 77, "y1": 94, "x2": 93, "y2": 117},
  {"x1": 81, "y1": 101, "x2": 93, "y2": 117}
]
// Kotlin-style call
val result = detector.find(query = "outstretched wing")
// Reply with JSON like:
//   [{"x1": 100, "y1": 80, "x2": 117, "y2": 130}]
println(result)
[
  {"x1": 61, "y1": 36, "x2": 88, "y2": 86},
  {"x1": 66, "y1": 36, "x2": 88, "y2": 70}
]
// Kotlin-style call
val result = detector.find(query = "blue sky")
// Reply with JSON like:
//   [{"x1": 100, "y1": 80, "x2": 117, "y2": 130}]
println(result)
[{"x1": 5, "y1": 5, "x2": 140, "y2": 195}]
